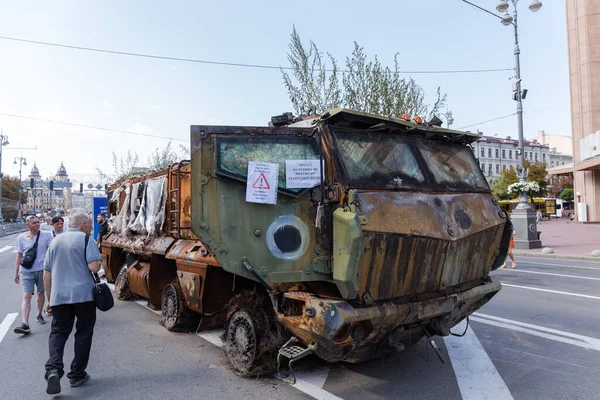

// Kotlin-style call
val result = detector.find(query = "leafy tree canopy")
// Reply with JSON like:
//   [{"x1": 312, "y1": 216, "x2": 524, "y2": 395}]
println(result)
[
  {"x1": 559, "y1": 188, "x2": 574, "y2": 202},
  {"x1": 282, "y1": 26, "x2": 447, "y2": 120}
]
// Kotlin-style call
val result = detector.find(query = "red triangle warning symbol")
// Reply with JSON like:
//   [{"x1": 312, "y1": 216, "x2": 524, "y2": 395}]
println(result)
[{"x1": 252, "y1": 173, "x2": 271, "y2": 189}]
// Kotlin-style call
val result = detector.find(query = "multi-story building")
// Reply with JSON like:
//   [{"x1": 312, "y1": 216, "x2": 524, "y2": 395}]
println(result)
[
  {"x1": 558, "y1": 0, "x2": 600, "y2": 222},
  {"x1": 25, "y1": 162, "x2": 73, "y2": 215},
  {"x1": 471, "y1": 133, "x2": 550, "y2": 183},
  {"x1": 548, "y1": 147, "x2": 573, "y2": 169}
]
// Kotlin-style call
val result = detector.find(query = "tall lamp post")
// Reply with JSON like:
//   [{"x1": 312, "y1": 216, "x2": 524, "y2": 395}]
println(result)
[
  {"x1": 463, "y1": 0, "x2": 543, "y2": 249},
  {"x1": 13, "y1": 156, "x2": 27, "y2": 222},
  {"x1": 0, "y1": 131, "x2": 9, "y2": 224}
]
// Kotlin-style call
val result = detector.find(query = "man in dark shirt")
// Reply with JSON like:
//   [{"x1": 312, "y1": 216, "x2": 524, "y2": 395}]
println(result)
[{"x1": 95, "y1": 213, "x2": 109, "y2": 250}]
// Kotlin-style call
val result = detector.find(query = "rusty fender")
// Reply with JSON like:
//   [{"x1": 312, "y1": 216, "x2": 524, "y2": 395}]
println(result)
[{"x1": 274, "y1": 277, "x2": 501, "y2": 363}]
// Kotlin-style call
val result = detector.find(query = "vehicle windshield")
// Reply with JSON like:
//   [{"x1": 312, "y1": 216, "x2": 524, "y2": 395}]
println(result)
[{"x1": 332, "y1": 129, "x2": 489, "y2": 192}]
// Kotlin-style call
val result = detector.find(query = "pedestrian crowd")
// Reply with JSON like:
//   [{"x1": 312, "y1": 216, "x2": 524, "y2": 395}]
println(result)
[{"x1": 14, "y1": 211, "x2": 111, "y2": 395}]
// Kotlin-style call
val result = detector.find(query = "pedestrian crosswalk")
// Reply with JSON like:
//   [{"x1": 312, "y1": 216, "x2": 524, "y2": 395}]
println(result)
[{"x1": 0, "y1": 313, "x2": 18, "y2": 344}]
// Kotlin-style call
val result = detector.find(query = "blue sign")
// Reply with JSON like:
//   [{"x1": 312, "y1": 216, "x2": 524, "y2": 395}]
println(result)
[{"x1": 93, "y1": 197, "x2": 109, "y2": 240}]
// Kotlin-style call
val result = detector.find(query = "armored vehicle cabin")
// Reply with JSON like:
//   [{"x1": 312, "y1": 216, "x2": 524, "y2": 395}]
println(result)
[{"x1": 103, "y1": 109, "x2": 511, "y2": 378}]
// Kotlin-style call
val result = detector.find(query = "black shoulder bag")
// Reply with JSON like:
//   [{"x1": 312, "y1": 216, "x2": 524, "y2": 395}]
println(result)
[
  {"x1": 84, "y1": 233, "x2": 114, "y2": 311},
  {"x1": 20, "y1": 231, "x2": 41, "y2": 269}
]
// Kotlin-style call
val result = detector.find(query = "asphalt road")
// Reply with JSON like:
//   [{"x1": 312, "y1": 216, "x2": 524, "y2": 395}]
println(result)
[{"x1": 1, "y1": 231, "x2": 599, "y2": 400}]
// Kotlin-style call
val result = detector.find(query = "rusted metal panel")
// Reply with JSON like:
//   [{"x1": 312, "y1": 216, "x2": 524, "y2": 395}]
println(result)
[
  {"x1": 165, "y1": 239, "x2": 220, "y2": 266},
  {"x1": 357, "y1": 233, "x2": 447, "y2": 302},
  {"x1": 127, "y1": 261, "x2": 151, "y2": 299},
  {"x1": 103, "y1": 233, "x2": 175, "y2": 256},
  {"x1": 356, "y1": 191, "x2": 503, "y2": 240},
  {"x1": 275, "y1": 277, "x2": 501, "y2": 363},
  {"x1": 177, "y1": 270, "x2": 203, "y2": 311}
]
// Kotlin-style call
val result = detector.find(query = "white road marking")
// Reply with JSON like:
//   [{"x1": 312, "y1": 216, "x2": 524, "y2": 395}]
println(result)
[
  {"x1": 292, "y1": 378, "x2": 344, "y2": 400},
  {"x1": 501, "y1": 283, "x2": 600, "y2": 300},
  {"x1": 196, "y1": 329, "x2": 224, "y2": 348},
  {"x1": 134, "y1": 300, "x2": 161, "y2": 315},
  {"x1": 0, "y1": 245, "x2": 13, "y2": 253},
  {"x1": 0, "y1": 313, "x2": 19, "y2": 344},
  {"x1": 444, "y1": 324, "x2": 514, "y2": 400},
  {"x1": 497, "y1": 268, "x2": 600, "y2": 281},
  {"x1": 515, "y1": 261, "x2": 600, "y2": 271},
  {"x1": 472, "y1": 313, "x2": 600, "y2": 352}
]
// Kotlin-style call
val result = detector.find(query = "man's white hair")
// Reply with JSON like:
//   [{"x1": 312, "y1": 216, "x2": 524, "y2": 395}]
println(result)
[{"x1": 69, "y1": 212, "x2": 91, "y2": 229}]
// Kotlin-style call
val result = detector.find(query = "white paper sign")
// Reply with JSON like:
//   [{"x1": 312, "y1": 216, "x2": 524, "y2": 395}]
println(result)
[
  {"x1": 285, "y1": 159, "x2": 323, "y2": 189},
  {"x1": 246, "y1": 161, "x2": 278, "y2": 205}
]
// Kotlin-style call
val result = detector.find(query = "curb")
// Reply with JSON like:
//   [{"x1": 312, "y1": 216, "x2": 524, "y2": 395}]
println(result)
[{"x1": 512, "y1": 251, "x2": 600, "y2": 262}]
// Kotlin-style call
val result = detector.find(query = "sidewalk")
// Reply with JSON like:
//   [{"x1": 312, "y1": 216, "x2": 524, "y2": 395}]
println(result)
[{"x1": 513, "y1": 218, "x2": 600, "y2": 261}]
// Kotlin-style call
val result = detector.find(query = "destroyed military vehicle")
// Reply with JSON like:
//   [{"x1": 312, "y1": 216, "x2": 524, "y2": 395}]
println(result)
[{"x1": 102, "y1": 109, "x2": 511, "y2": 379}]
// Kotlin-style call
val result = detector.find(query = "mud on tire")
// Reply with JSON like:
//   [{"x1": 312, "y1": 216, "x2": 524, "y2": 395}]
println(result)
[
  {"x1": 115, "y1": 264, "x2": 135, "y2": 300},
  {"x1": 161, "y1": 279, "x2": 199, "y2": 332},
  {"x1": 223, "y1": 290, "x2": 289, "y2": 377}
]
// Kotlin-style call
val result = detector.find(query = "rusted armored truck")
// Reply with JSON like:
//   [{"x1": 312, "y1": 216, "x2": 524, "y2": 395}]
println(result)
[{"x1": 102, "y1": 109, "x2": 511, "y2": 378}]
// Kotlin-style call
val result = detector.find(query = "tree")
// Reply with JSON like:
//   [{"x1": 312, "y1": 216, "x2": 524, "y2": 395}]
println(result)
[
  {"x1": 148, "y1": 141, "x2": 179, "y2": 171},
  {"x1": 523, "y1": 160, "x2": 548, "y2": 200},
  {"x1": 1, "y1": 175, "x2": 28, "y2": 220},
  {"x1": 493, "y1": 167, "x2": 518, "y2": 200},
  {"x1": 97, "y1": 150, "x2": 146, "y2": 183},
  {"x1": 281, "y1": 27, "x2": 446, "y2": 119},
  {"x1": 559, "y1": 188, "x2": 574, "y2": 202}
]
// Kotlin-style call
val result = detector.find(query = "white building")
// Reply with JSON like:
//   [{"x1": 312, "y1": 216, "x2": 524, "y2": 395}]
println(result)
[
  {"x1": 471, "y1": 133, "x2": 574, "y2": 185},
  {"x1": 471, "y1": 134, "x2": 550, "y2": 183}
]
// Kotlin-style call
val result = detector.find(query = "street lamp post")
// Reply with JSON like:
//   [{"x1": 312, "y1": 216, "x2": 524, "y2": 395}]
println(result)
[
  {"x1": 497, "y1": 0, "x2": 543, "y2": 249},
  {"x1": 13, "y1": 156, "x2": 27, "y2": 222},
  {"x1": 0, "y1": 130, "x2": 9, "y2": 224}
]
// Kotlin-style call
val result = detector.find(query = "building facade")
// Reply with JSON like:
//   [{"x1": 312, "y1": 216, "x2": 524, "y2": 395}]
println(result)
[
  {"x1": 564, "y1": 0, "x2": 600, "y2": 222},
  {"x1": 25, "y1": 162, "x2": 73, "y2": 215},
  {"x1": 471, "y1": 134, "x2": 551, "y2": 183}
]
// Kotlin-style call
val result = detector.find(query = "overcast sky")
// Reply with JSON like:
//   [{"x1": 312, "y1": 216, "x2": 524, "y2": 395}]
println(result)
[{"x1": 0, "y1": 0, "x2": 569, "y2": 181}]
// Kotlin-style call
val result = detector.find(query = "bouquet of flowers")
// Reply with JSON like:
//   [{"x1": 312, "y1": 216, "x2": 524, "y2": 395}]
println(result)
[{"x1": 507, "y1": 181, "x2": 540, "y2": 195}]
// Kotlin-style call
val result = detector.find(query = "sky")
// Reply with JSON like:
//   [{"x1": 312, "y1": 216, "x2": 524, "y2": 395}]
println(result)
[{"x1": 0, "y1": 0, "x2": 570, "y2": 182}]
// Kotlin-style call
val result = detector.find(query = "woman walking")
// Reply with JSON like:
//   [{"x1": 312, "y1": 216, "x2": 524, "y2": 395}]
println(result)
[{"x1": 501, "y1": 231, "x2": 516, "y2": 269}]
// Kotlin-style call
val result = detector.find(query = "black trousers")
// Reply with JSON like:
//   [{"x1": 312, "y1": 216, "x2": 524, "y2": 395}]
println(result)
[{"x1": 45, "y1": 301, "x2": 96, "y2": 380}]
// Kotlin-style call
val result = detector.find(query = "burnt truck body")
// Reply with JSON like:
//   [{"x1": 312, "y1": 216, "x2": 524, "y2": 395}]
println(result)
[{"x1": 103, "y1": 108, "x2": 511, "y2": 377}]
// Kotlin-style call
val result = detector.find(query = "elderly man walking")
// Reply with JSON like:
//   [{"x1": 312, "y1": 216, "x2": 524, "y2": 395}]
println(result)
[
  {"x1": 14, "y1": 215, "x2": 54, "y2": 334},
  {"x1": 43, "y1": 212, "x2": 102, "y2": 395}
]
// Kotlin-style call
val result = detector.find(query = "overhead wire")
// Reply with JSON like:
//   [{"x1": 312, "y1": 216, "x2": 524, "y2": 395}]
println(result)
[
  {"x1": 457, "y1": 105, "x2": 565, "y2": 130},
  {"x1": 0, "y1": 35, "x2": 512, "y2": 75},
  {"x1": 0, "y1": 112, "x2": 186, "y2": 142}
]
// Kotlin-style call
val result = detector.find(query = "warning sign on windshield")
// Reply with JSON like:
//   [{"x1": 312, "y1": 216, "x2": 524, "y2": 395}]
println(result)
[{"x1": 246, "y1": 161, "x2": 278, "y2": 205}]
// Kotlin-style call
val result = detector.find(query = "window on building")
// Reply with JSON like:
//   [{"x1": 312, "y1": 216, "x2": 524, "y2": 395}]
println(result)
[
  {"x1": 488, "y1": 148, "x2": 492, "y2": 158},
  {"x1": 542, "y1": 153, "x2": 546, "y2": 162},
  {"x1": 495, "y1": 149, "x2": 499, "y2": 158},
  {"x1": 551, "y1": 161, "x2": 554, "y2": 167},
  {"x1": 530, "y1": 152, "x2": 533, "y2": 159},
  {"x1": 502, "y1": 149, "x2": 506, "y2": 159},
  {"x1": 525, "y1": 152, "x2": 528, "y2": 159},
  {"x1": 509, "y1": 150, "x2": 513, "y2": 159},
  {"x1": 562, "y1": 162, "x2": 565, "y2": 165},
  {"x1": 482, "y1": 163, "x2": 486, "y2": 171},
  {"x1": 481, "y1": 148, "x2": 485, "y2": 157},
  {"x1": 535, "y1": 153, "x2": 538, "y2": 161},
  {"x1": 503, "y1": 165, "x2": 507, "y2": 170},
  {"x1": 488, "y1": 164, "x2": 492, "y2": 173}
]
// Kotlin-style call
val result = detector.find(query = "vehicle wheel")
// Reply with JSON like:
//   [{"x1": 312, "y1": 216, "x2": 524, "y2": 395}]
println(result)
[
  {"x1": 223, "y1": 291, "x2": 289, "y2": 377},
  {"x1": 115, "y1": 264, "x2": 134, "y2": 300},
  {"x1": 161, "y1": 280, "x2": 198, "y2": 332}
]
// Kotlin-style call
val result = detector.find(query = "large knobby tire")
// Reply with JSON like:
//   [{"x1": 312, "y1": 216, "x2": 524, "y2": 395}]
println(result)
[
  {"x1": 161, "y1": 280, "x2": 199, "y2": 332},
  {"x1": 223, "y1": 291, "x2": 289, "y2": 377},
  {"x1": 115, "y1": 264, "x2": 134, "y2": 300}
]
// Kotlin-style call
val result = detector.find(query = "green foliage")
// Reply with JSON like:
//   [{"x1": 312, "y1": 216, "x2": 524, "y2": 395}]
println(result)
[
  {"x1": 96, "y1": 150, "x2": 146, "y2": 183},
  {"x1": 524, "y1": 160, "x2": 548, "y2": 200},
  {"x1": 1, "y1": 175, "x2": 27, "y2": 220},
  {"x1": 493, "y1": 167, "x2": 518, "y2": 200},
  {"x1": 559, "y1": 188, "x2": 574, "y2": 202},
  {"x1": 148, "y1": 141, "x2": 179, "y2": 171},
  {"x1": 282, "y1": 27, "x2": 446, "y2": 119}
]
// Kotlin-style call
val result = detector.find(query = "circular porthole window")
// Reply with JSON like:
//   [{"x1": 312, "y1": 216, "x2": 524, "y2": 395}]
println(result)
[{"x1": 266, "y1": 215, "x2": 309, "y2": 261}]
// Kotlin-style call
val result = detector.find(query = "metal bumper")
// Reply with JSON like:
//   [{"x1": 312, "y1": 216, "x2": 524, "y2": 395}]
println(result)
[{"x1": 275, "y1": 277, "x2": 501, "y2": 363}]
